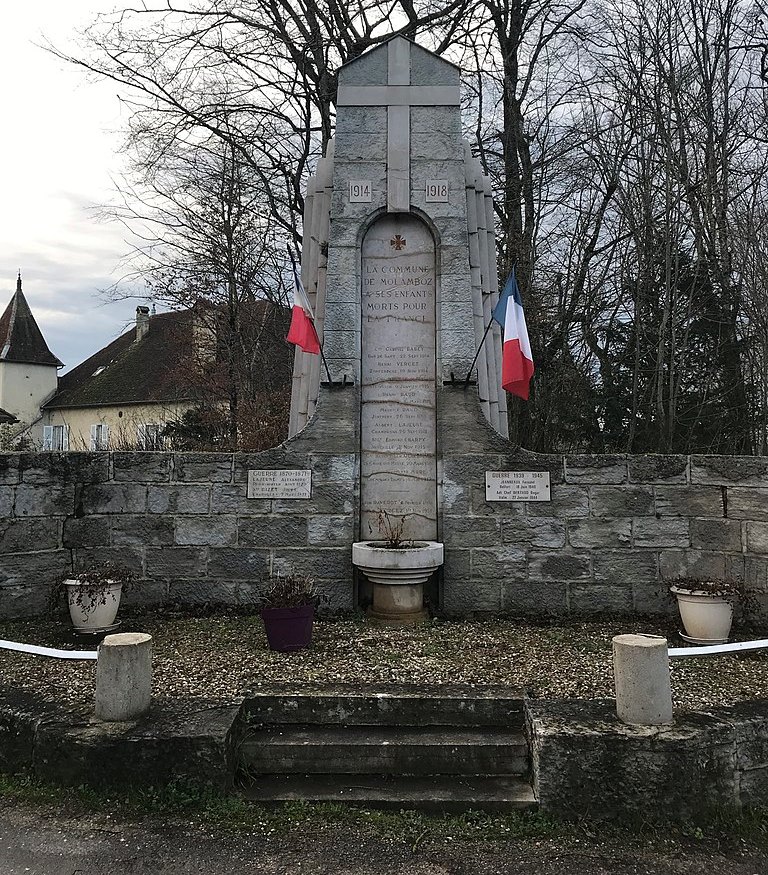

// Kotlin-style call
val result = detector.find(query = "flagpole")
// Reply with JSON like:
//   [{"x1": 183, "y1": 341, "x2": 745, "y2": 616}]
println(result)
[
  {"x1": 464, "y1": 317, "x2": 494, "y2": 387},
  {"x1": 286, "y1": 245, "x2": 334, "y2": 385}
]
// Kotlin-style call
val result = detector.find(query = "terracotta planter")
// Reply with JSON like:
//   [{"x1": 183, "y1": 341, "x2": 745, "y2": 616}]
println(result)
[
  {"x1": 670, "y1": 586, "x2": 734, "y2": 644},
  {"x1": 64, "y1": 580, "x2": 122, "y2": 632},
  {"x1": 261, "y1": 604, "x2": 315, "y2": 651},
  {"x1": 352, "y1": 541, "x2": 444, "y2": 626}
]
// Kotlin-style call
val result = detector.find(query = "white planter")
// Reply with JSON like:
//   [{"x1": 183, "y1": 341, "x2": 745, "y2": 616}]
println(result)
[
  {"x1": 352, "y1": 541, "x2": 444, "y2": 626},
  {"x1": 670, "y1": 586, "x2": 733, "y2": 644},
  {"x1": 64, "y1": 580, "x2": 123, "y2": 632}
]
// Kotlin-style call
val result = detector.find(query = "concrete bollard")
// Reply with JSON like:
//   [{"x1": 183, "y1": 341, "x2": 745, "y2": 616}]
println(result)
[
  {"x1": 612, "y1": 634, "x2": 673, "y2": 726},
  {"x1": 95, "y1": 633, "x2": 153, "y2": 722}
]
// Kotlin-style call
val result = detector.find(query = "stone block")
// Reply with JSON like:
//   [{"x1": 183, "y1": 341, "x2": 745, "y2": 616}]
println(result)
[
  {"x1": 334, "y1": 105, "x2": 387, "y2": 134},
  {"x1": 271, "y1": 548, "x2": 352, "y2": 579},
  {"x1": 532, "y1": 485, "x2": 589, "y2": 519},
  {"x1": 272, "y1": 482, "x2": 354, "y2": 516},
  {"x1": 111, "y1": 515, "x2": 175, "y2": 547},
  {"x1": 0, "y1": 487, "x2": 13, "y2": 517},
  {"x1": 442, "y1": 580, "x2": 502, "y2": 614},
  {"x1": 333, "y1": 133, "x2": 387, "y2": 162},
  {"x1": 501, "y1": 517, "x2": 566, "y2": 548},
  {"x1": 727, "y1": 488, "x2": 768, "y2": 521},
  {"x1": 747, "y1": 522, "x2": 768, "y2": 555},
  {"x1": 443, "y1": 454, "x2": 504, "y2": 485},
  {"x1": 443, "y1": 515, "x2": 500, "y2": 547},
  {"x1": 238, "y1": 517, "x2": 308, "y2": 548},
  {"x1": 80, "y1": 483, "x2": 147, "y2": 515},
  {"x1": 632, "y1": 518, "x2": 690, "y2": 548},
  {"x1": 527, "y1": 551, "x2": 591, "y2": 581},
  {"x1": 659, "y1": 549, "x2": 727, "y2": 581},
  {"x1": 0, "y1": 582, "x2": 56, "y2": 618},
  {"x1": 145, "y1": 547, "x2": 207, "y2": 578},
  {"x1": 654, "y1": 486, "x2": 723, "y2": 517},
  {"x1": 95, "y1": 632, "x2": 152, "y2": 722},
  {"x1": 628, "y1": 455, "x2": 689, "y2": 483},
  {"x1": 308, "y1": 515, "x2": 354, "y2": 546},
  {"x1": 565, "y1": 454, "x2": 627, "y2": 484},
  {"x1": 589, "y1": 486, "x2": 654, "y2": 518},
  {"x1": 570, "y1": 583, "x2": 633, "y2": 615},
  {"x1": 568, "y1": 519, "x2": 632, "y2": 549},
  {"x1": 113, "y1": 452, "x2": 172, "y2": 483},
  {"x1": 74, "y1": 547, "x2": 143, "y2": 576},
  {"x1": 121, "y1": 581, "x2": 168, "y2": 606},
  {"x1": 19, "y1": 452, "x2": 110, "y2": 485},
  {"x1": 173, "y1": 453, "x2": 233, "y2": 482},
  {"x1": 0, "y1": 518, "x2": 59, "y2": 553},
  {"x1": 744, "y1": 557, "x2": 768, "y2": 591},
  {"x1": 0, "y1": 455, "x2": 20, "y2": 485},
  {"x1": 236, "y1": 579, "x2": 265, "y2": 606},
  {"x1": 207, "y1": 548, "x2": 270, "y2": 578},
  {"x1": 209, "y1": 484, "x2": 269, "y2": 514},
  {"x1": 63, "y1": 517, "x2": 110, "y2": 549},
  {"x1": 168, "y1": 579, "x2": 238, "y2": 605},
  {"x1": 631, "y1": 581, "x2": 676, "y2": 616},
  {"x1": 0, "y1": 551, "x2": 71, "y2": 587},
  {"x1": 441, "y1": 476, "x2": 471, "y2": 515},
  {"x1": 14, "y1": 485, "x2": 74, "y2": 517},
  {"x1": 691, "y1": 455, "x2": 768, "y2": 485},
  {"x1": 612, "y1": 634, "x2": 673, "y2": 725},
  {"x1": 175, "y1": 517, "x2": 237, "y2": 547},
  {"x1": 593, "y1": 550, "x2": 658, "y2": 583},
  {"x1": 502, "y1": 581, "x2": 567, "y2": 617},
  {"x1": 315, "y1": 579, "x2": 355, "y2": 614},
  {"x1": 309, "y1": 454, "x2": 357, "y2": 482},
  {"x1": 442, "y1": 548, "x2": 471, "y2": 578},
  {"x1": 690, "y1": 519, "x2": 742, "y2": 552},
  {"x1": 471, "y1": 488, "x2": 527, "y2": 516},
  {"x1": 410, "y1": 46, "x2": 458, "y2": 85},
  {"x1": 470, "y1": 546, "x2": 527, "y2": 579},
  {"x1": 148, "y1": 485, "x2": 210, "y2": 514}
]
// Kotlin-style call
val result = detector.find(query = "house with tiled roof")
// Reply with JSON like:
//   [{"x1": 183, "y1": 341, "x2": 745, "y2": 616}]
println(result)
[{"x1": 0, "y1": 274, "x2": 62, "y2": 443}]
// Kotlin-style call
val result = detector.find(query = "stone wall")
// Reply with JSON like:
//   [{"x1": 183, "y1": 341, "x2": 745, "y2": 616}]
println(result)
[
  {"x1": 528, "y1": 698, "x2": 768, "y2": 819},
  {"x1": 0, "y1": 389, "x2": 359, "y2": 619},
  {"x1": 3, "y1": 382, "x2": 768, "y2": 621},
  {"x1": 439, "y1": 385, "x2": 768, "y2": 620}
]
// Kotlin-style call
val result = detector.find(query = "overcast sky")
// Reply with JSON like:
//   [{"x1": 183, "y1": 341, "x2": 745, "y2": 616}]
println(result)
[{"x1": 1, "y1": 3, "x2": 143, "y2": 372}]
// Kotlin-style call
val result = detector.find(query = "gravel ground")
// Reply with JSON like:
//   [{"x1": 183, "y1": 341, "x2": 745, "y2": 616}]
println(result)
[{"x1": 0, "y1": 613, "x2": 766, "y2": 712}]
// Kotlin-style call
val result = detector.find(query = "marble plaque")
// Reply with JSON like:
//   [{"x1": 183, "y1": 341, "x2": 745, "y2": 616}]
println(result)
[
  {"x1": 485, "y1": 471, "x2": 551, "y2": 502},
  {"x1": 348, "y1": 180, "x2": 372, "y2": 202},
  {"x1": 425, "y1": 179, "x2": 449, "y2": 202},
  {"x1": 360, "y1": 215, "x2": 437, "y2": 540},
  {"x1": 247, "y1": 469, "x2": 312, "y2": 499}
]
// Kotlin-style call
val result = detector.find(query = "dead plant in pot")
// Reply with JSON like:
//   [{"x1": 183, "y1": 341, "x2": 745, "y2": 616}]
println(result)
[
  {"x1": 259, "y1": 572, "x2": 322, "y2": 652},
  {"x1": 55, "y1": 562, "x2": 134, "y2": 633},
  {"x1": 668, "y1": 576, "x2": 742, "y2": 644}
]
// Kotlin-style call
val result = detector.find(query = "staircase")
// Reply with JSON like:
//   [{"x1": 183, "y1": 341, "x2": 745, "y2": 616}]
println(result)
[{"x1": 234, "y1": 684, "x2": 537, "y2": 812}]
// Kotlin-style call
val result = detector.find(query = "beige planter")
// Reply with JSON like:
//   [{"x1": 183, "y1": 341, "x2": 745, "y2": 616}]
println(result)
[
  {"x1": 64, "y1": 580, "x2": 123, "y2": 632},
  {"x1": 352, "y1": 541, "x2": 444, "y2": 626},
  {"x1": 670, "y1": 586, "x2": 733, "y2": 644}
]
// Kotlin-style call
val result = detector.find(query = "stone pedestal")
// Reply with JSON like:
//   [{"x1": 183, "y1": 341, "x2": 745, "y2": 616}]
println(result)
[
  {"x1": 95, "y1": 632, "x2": 153, "y2": 722},
  {"x1": 612, "y1": 633, "x2": 673, "y2": 726}
]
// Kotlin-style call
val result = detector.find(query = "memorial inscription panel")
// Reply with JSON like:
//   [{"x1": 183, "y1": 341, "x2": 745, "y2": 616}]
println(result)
[{"x1": 360, "y1": 215, "x2": 437, "y2": 540}]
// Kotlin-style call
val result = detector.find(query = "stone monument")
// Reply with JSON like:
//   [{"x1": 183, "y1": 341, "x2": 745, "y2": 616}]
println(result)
[{"x1": 288, "y1": 36, "x2": 509, "y2": 621}]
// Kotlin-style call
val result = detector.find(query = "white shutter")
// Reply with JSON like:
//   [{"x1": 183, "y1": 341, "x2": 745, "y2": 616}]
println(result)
[
  {"x1": 101, "y1": 424, "x2": 109, "y2": 450},
  {"x1": 42, "y1": 426, "x2": 53, "y2": 451},
  {"x1": 137, "y1": 424, "x2": 147, "y2": 450},
  {"x1": 62, "y1": 426, "x2": 69, "y2": 451},
  {"x1": 90, "y1": 425, "x2": 98, "y2": 452}
]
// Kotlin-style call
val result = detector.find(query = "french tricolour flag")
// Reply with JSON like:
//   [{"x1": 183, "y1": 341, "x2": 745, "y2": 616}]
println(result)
[
  {"x1": 286, "y1": 262, "x2": 321, "y2": 355},
  {"x1": 492, "y1": 268, "x2": 534, "y2": 400}
]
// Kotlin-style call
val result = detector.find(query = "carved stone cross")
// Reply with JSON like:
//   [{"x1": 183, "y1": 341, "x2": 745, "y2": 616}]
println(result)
[{"x1": 336, "y1": 38, "x2": 460, "y2": 213}]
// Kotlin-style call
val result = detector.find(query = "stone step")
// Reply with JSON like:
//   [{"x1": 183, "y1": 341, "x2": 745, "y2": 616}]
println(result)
[
  {"x1": 238, "y1": 773, "x2": 538, "y2": 813},
  {"x1": 240, "y1": 684, "x2": 525, "y2": 727},
  {"x1": 239, "y1": 726, "x2": 529, "y2": 776}
]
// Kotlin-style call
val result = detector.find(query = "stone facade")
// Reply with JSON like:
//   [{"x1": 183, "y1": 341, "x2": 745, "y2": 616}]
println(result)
[
  {"x1": 2, "y1": 383, "x2": 768, "y2": 621},
  {"x1": 528, "y1": 699, "x2": 768, "y2": 819}
]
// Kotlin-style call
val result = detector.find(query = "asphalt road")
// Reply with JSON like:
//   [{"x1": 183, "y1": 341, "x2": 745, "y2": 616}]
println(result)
[{"x1": 1, "y1": 799, "x2": 767, "y2": 875}]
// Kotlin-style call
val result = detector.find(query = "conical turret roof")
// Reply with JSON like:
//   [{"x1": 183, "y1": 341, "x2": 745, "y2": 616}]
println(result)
[{"x1": 0, "y1": 275, "x2": 63, "y2": 367}]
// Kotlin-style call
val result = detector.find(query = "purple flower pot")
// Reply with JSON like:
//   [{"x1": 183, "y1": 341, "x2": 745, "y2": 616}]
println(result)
[{"x1": 260, "y1": 604, "x2": 315, "y2": 652}]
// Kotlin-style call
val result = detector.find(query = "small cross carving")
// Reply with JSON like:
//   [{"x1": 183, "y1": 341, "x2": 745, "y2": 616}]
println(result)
[{"x1": 390, "y1": 235, "x2": 407, "y2": 251}]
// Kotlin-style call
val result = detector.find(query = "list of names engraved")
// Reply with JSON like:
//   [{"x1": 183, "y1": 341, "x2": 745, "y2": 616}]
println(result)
[{"x1": 360, "y1": 215, "x2": 437, "y2": 540}]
